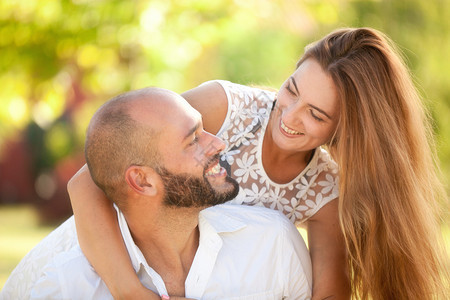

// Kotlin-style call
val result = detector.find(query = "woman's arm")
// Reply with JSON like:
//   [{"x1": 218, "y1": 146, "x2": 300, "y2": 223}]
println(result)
[
  {"x1": 68, "y1": 165, "x2": 158, "y2": 299},
  {"x1": 181, "y1": 81, "x2": 228, "y2": 135},
  {"x1": 307, "y1": 199, "x2": 351, "y2": 300}
]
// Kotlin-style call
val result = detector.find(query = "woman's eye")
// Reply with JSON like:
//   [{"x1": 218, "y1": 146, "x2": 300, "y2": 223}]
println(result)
[
  {"x1": 310, "y1": 110, "x2": 324, "y2": 122},
  {"x1": 285, "y1": 85, "x2": 297, "y2": 96}
]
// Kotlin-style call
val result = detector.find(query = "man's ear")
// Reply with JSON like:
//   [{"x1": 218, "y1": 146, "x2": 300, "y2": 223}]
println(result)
[{"x1": 125, "y1": 166, "x2": 159, "y2": 196}]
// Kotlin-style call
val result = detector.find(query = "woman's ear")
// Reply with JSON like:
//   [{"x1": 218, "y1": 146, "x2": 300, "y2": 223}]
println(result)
[{"x1": 125, "y1": 166, "x2": 159, "y2": 196}]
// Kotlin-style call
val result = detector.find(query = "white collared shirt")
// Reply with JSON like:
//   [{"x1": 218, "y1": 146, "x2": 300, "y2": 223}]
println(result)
[{"x1": 6, "y1": 204, "x2": 311, "y2": 300}]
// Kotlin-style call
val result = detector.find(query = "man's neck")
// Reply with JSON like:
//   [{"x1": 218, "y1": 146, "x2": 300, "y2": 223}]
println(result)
[{"x1": 125, "y1": 206, "x2": 202, "y2": 297}]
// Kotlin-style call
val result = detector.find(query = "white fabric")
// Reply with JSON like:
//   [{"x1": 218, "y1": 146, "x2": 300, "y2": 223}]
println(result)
[
  {"x1": 2, "y1": 205, "x2": 312, "y2": 300},
  {"x1": 0, "y1": 217, "x2": 78, "y2": 300},
  {"x1": 212, "y1": 80, "x2": 339, "y2": 225}
]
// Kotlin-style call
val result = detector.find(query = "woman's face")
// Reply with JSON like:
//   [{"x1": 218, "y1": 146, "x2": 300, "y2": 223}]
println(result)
[{"x1": 270, "y1": 58, "x2": 340, "y2": 153}]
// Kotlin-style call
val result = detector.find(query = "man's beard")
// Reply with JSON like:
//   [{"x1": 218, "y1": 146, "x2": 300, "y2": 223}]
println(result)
[{"x1": 157, "y1": 159, "x2": 239, "y2": 208}]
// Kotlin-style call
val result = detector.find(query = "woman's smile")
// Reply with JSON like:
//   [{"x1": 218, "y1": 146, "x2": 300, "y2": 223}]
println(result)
[{"x1": 280, "y1": 119, "x2": 304, "y2": 136}]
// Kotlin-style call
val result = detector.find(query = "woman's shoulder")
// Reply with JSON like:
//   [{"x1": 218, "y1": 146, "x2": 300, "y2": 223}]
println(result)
[
  {"x1": 304, "y1": 147, "x2": 338, "y2": 177},
  {"x1": 204, "y1": 80, "x2": 277, "y2": 106},
  {"x1": 298, "y1": 147, "x2": 339, "y2": 222}
]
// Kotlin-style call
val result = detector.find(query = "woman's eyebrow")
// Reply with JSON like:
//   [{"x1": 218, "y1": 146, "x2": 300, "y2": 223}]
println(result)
[
  {"x1": 289, "y1": 76, "x2": 300, "y2": 94},
  {"x1": 308, "y1": 104, "x2": 332, "y2": 120}
]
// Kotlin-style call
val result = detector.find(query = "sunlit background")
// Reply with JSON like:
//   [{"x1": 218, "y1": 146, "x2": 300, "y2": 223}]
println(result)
[{"x1": 0, "y1": 0, "x2": 449, "y2": 288}]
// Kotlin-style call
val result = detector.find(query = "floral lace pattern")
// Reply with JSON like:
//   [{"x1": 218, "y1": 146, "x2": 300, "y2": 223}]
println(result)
[{"x1": 214, "y1": 80, "x2": 339, "y2": 226}]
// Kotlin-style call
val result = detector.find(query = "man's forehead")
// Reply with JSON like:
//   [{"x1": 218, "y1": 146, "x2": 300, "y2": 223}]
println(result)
[
  {"x1": 130, "y1": 94, "x2": 202, "y2": 137},
  {"x1": 172, "y1": 108, "x2": 202, "y2": 140},
  {"x1": 128, "y1": 94, "x2": 177, "y2": 120}
]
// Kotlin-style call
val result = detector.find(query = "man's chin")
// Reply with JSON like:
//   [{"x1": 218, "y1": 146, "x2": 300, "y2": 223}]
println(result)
[
  {"x1": 160, "y1": 168, "x2": 239, "y2": 208},
  {"x1": 211, "y1": 177, "x2": 239, "y2": 203}
]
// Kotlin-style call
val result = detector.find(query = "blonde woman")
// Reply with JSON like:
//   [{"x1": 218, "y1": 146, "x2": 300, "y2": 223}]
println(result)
[{"x1": 68, "y1": 28, "x2": 448, "y2": 299}]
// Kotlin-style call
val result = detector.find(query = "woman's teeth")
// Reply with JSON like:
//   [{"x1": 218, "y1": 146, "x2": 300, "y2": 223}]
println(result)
[
  {"x1": 205, "y1": 163, "x2": 221, "y2": 176},
  {"x1": 281, "y1": 120, "x2": 303, "y2": 135}
]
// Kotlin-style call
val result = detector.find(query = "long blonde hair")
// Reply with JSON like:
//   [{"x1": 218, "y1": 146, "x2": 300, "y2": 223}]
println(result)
[{"x1": 298, "y1": 28, "x2": 449, "y2": 299}]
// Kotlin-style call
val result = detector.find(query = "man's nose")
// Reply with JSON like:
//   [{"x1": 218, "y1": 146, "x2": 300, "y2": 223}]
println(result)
[{"x1": 203, "y1": 132, "x2": 226, "y2": 156}]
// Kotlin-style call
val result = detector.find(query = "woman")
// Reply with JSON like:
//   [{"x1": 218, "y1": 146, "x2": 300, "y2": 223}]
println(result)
[{"x1": 68, "y1": 27, "x2": 448, "y2": 299}]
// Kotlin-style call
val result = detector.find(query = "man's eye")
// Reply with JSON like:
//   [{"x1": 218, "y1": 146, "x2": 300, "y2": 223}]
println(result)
[{"x1": 189, "y1": 136, "x2": 199, "y2": 146}]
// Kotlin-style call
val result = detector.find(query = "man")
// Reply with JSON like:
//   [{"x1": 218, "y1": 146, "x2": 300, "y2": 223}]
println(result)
[{"x1": 2, "y1": 87, "x2": 312, "y2": 299}]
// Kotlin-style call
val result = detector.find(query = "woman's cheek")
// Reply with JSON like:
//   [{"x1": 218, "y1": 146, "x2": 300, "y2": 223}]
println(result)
[{"x1": 306, "y1": 123, "x2": 329, "y2": 140}]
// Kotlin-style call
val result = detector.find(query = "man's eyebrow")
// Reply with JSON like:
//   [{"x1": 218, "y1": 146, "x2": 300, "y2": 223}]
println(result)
[
  {"x1": 309, "y1": 104, "x2": 332, "y2": 120},
  {"x1": 289, "y1": 76, "x2": 299, "y2": 94},
  {"x1": 183, "y1": 121, "x2": 201, "y2": 142}
]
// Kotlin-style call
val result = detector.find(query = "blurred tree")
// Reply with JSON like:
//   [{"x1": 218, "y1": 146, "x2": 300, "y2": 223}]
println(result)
[{"x1": 0, "y1": 0, "x2": 448, "y2": 223}]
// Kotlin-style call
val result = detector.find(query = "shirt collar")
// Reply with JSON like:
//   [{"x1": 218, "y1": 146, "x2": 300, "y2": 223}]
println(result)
[
  {"x1": 199, "y1": 204, "x2": 247, "y2": 234},
  {"x1": 113, "y1": 203, "x2": 248, "y2": 296},
  {"x1": 114, "y1": 205, "x2": 149, "y2": 272},
  {"x1": 114, "y1": 204, "x2": 247, "y2": 270}
]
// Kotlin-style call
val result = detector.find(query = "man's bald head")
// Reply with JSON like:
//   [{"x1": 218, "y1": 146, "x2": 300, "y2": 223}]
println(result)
[{"x1": 85, "y1": 87, "x2": 177, "y2": 205}]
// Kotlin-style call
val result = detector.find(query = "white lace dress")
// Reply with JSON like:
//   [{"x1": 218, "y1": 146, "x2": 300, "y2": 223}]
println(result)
[{"x1": 214, "y1": 80, "x2": 339, "y2": 226}]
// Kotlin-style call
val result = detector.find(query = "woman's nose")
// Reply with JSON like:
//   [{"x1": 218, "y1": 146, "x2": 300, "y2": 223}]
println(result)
[{"x1": 283, "y1": 103, "x2": 303, "y2": 126}]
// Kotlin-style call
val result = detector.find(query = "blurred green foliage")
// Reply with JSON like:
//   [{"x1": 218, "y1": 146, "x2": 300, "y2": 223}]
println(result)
[{"x1": 0, "y1": 0, "x2": 449, "y2": 207}]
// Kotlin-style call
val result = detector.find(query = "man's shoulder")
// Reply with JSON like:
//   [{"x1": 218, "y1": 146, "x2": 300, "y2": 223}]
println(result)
[
  {"x1": 29, "y1": 244, "x2": 109, "y2": 299},
  {"x1": 199, "y1": 203, "x2": 312, "y2": 295},
  {"x1": 46, "y1": 244, "x2": 88, "y2": 268},
  {"x1": 205, "y1": 202, "x2": 286, "y2": 216},
  {"x1": 203, "y1": 204, "x2": 293, "y2": 231},
  {"x1": 1, "y1": 216, "x2": 79, "y2": 299}
]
